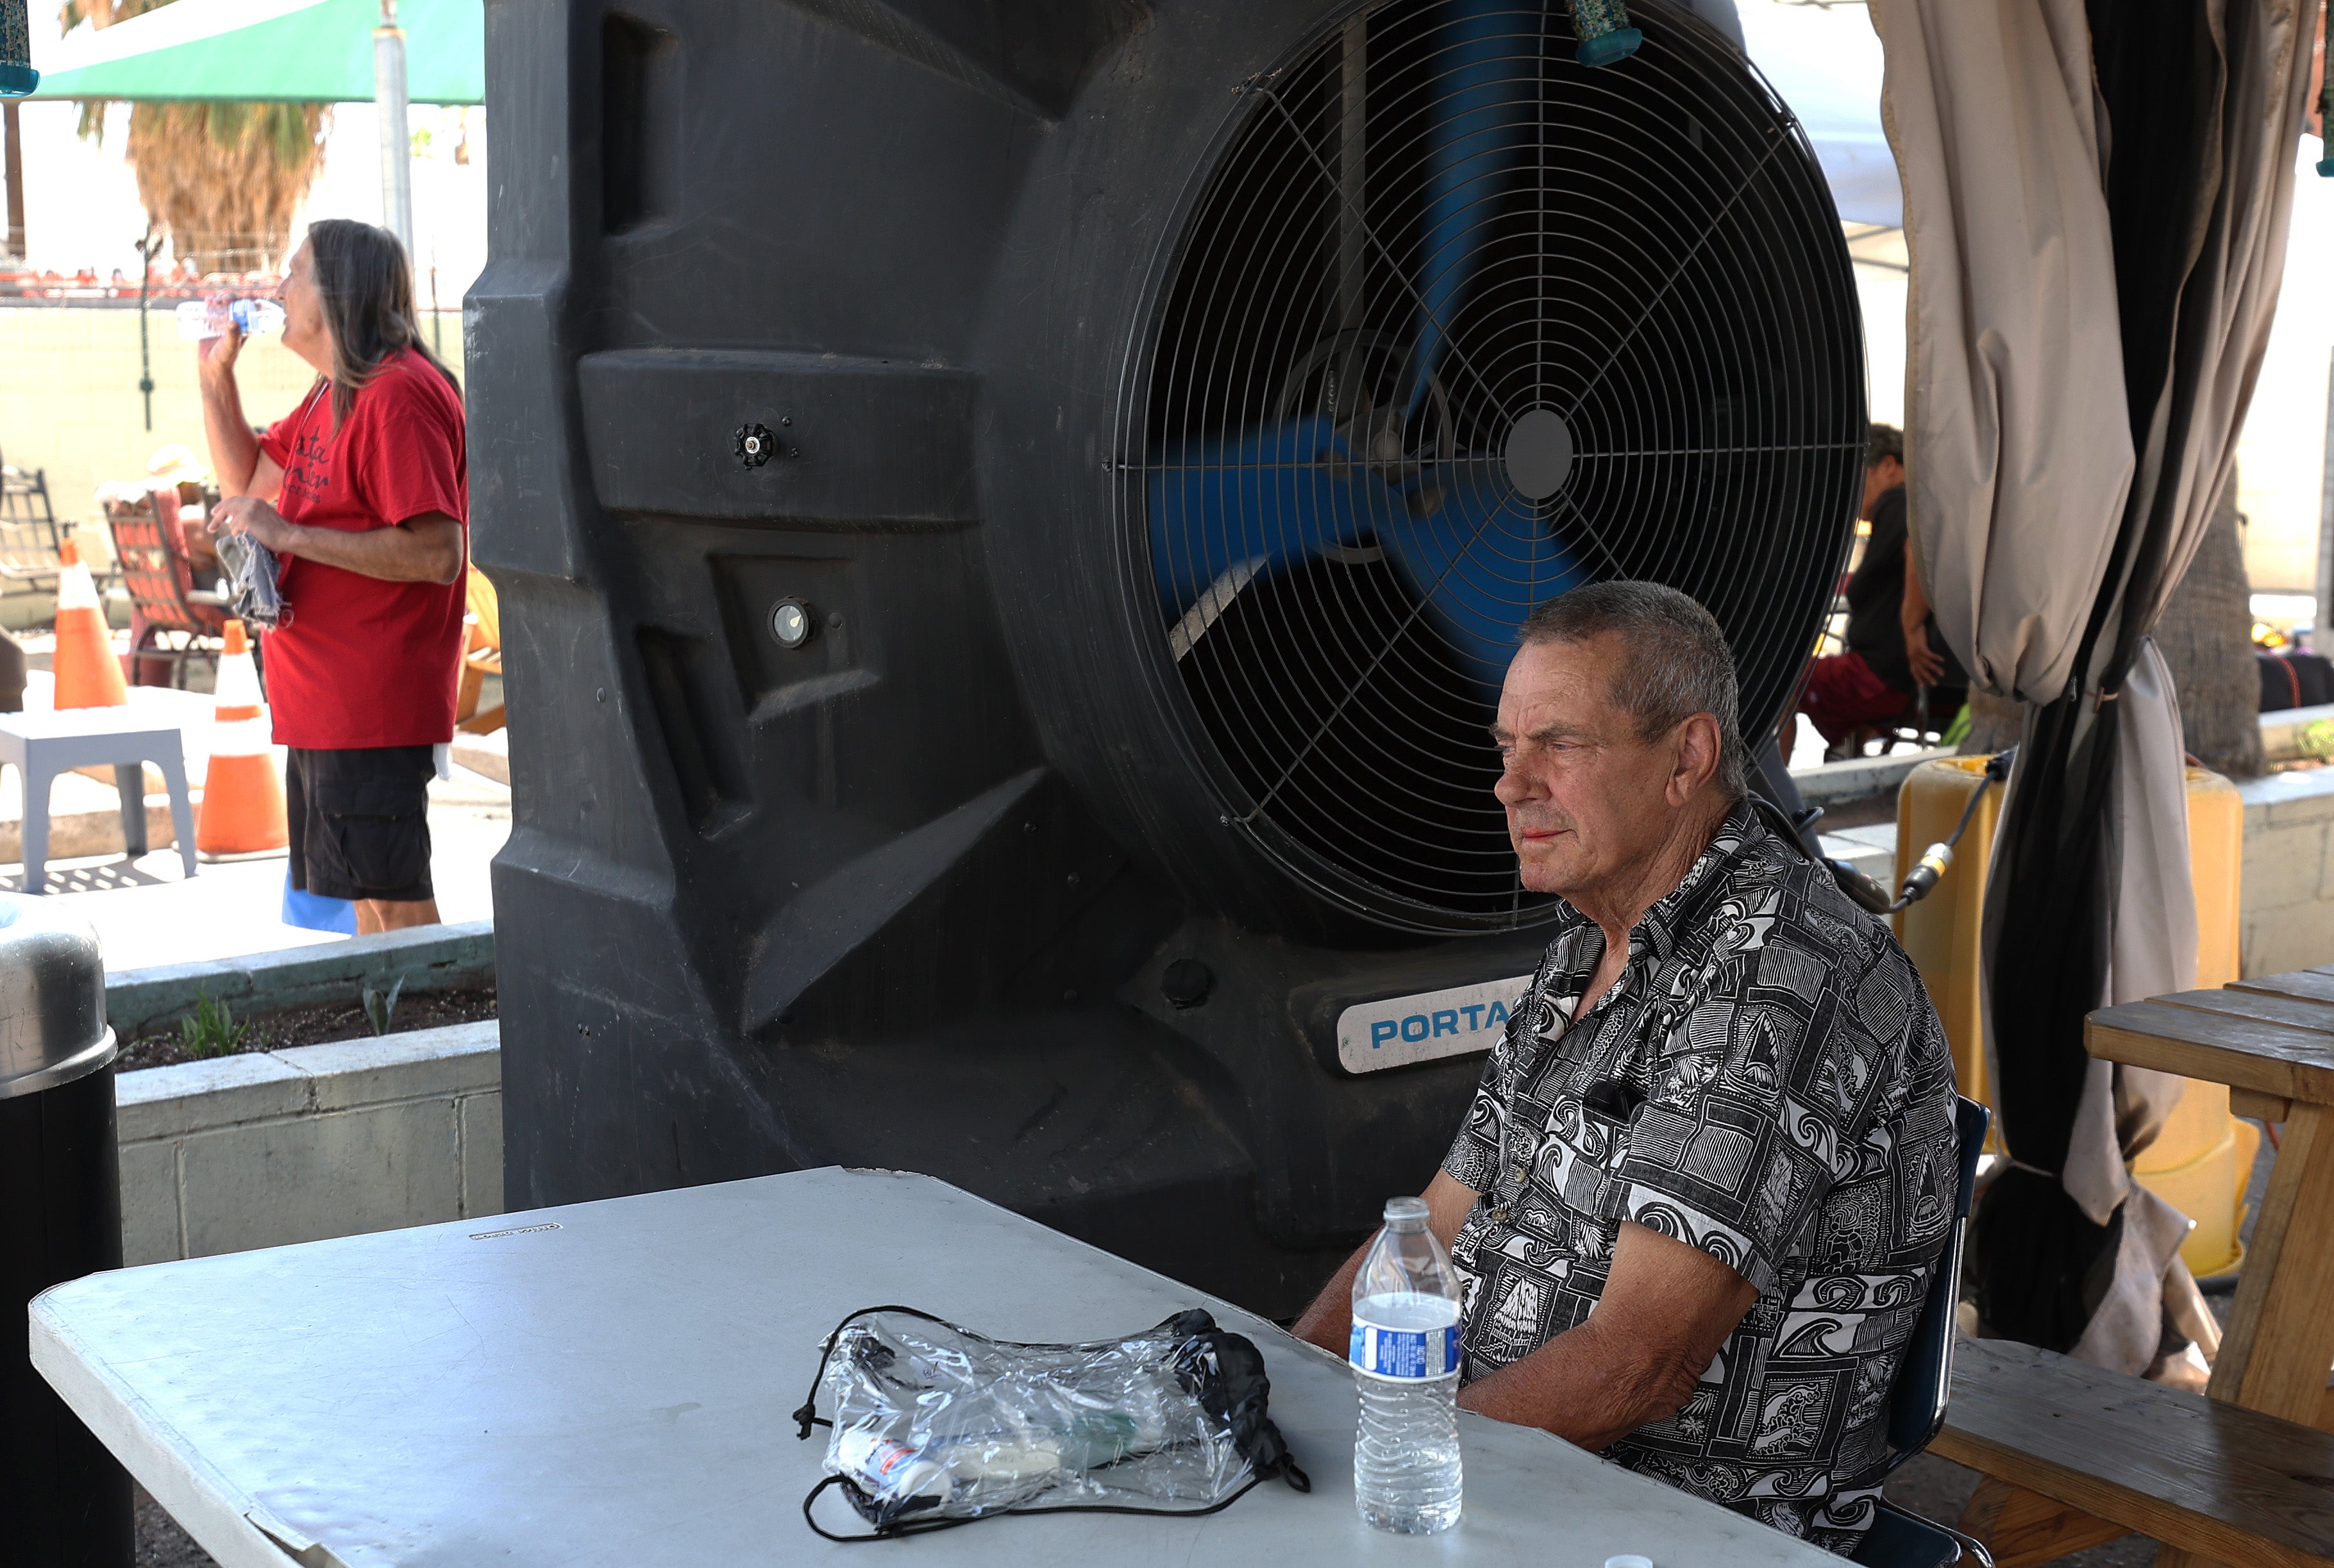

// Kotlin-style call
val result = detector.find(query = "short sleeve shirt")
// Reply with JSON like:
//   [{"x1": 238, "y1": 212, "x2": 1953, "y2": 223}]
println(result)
[
  {"x1": 257, "y1": 349, "x2": 469, "y2": 749},
  {"x1": 1441, "y1": 804, "x2": 1960, "y2": 1554}
]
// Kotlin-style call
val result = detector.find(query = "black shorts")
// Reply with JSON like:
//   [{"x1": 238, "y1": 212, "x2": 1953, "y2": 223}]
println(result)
[{"x1": 286, "y1": 746, "x2": 436, "y2": 903}]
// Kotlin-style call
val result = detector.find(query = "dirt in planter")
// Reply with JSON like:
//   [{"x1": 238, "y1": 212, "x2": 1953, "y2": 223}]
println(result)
[{"x1": 116, "y1": 982, "x2": 498, "y2": 1072}]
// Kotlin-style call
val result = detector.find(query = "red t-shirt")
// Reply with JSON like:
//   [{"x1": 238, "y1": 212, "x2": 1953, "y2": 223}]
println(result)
[{"x1": 257, "y1": 349, "x2": 469, "y2": 749}]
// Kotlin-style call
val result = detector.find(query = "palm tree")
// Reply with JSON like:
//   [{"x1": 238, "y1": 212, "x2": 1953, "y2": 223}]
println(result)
[
  {"x1": 2154, "y1": 469, "x2": 2263, "y2": 777},
  {"x1": 60, "y1": 0, "x2": 328, "y2": 275}
]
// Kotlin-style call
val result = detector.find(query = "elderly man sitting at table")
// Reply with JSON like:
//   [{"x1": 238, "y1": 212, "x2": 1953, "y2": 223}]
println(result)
[{"x1": 1294, "y1": 580, "x2": 1961, "y2": 1555}]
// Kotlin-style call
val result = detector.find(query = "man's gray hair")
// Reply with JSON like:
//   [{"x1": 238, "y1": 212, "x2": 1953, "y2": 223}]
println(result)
[{"x1": 1516, "y1": 581, "x2": 1749, "y2": 801}]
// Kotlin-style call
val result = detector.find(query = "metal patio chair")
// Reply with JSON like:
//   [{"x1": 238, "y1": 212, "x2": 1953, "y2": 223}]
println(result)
[{"x1": 1849, "y1": 1096, "x2": 1996, "y2": 1568}]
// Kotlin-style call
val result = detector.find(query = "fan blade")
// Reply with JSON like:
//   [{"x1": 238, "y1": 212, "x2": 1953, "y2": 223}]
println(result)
[
  {"x1": 1153, "y1": 415, "x2": 1582, "y2": 698},
  {"x1": 1147, "y1": 415, "x2": 1377, "y2": 614},
  {"x1": 1406, "y1": 0, "x2": 1535, "y2": 413},
  {"x1": 1377, "y1": 469, "x2": 1586, "y2": 696}
]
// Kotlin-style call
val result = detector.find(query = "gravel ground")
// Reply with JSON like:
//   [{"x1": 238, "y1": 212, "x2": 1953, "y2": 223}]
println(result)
[{"x1": 136, "y1": 1485, "x2": 217, "y2": 1568}]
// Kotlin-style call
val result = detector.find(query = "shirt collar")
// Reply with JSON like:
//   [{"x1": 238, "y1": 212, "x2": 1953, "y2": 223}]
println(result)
[{"x1": 1559, "y1": 799, "x2": 1763, "y2": 975}]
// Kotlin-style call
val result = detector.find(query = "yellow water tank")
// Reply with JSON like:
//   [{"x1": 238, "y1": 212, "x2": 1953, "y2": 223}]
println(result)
[{"x1": 1893, "y1": 760, "x2": 2255, "y2": 1278}]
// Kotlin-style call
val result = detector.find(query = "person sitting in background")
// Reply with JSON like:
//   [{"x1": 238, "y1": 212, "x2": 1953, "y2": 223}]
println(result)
[
  {"x1": 1797, "y1": 423, "x2": 1963, "y2": 757},
  {"x1": 197, "y1": 218, "x2": 467, "y2": 936}
]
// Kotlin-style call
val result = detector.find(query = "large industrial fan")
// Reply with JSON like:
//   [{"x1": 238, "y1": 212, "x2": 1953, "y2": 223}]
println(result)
[{"x1": 478, "y1": 0, "x2": 1863, "y2": 1315}]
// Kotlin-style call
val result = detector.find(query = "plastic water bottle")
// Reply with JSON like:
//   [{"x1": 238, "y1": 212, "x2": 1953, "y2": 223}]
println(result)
[
  {"x1": 1349, "y1": 1194, "x2": 1463, "y2": 1533},
  {"x1": 174, "y1": 297, "x2": 285, "y2": 341}
]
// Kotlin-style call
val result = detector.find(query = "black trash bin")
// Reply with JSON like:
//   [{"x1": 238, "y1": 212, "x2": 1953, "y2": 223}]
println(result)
[{"x1": 0, "y1": 896, "x2": 131, "y2": 1567}]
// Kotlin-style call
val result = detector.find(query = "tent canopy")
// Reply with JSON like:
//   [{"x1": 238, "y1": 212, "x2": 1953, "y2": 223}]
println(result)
[
  {"x1": 1741, "y1": 1, "x2": 1900, "y2": 229},
  {"x1": 26, "y1": 0, "x2": 482, "y2": 104}
]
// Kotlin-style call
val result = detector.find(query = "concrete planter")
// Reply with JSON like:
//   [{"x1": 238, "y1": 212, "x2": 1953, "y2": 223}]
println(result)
[
  {"x1": 115, "y1": 1020, "x2": 503, "y2": 1266},
  {"x1": 2237, "y1": 769, "x2": 2334, "y2": 976},
  {"x1": 106, "y1": 919, "x2": 495, "y2": 1040}
]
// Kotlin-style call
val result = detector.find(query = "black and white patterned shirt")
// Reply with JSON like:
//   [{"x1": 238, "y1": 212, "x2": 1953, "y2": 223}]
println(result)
[{"x1": 1441, "y1": 803, "x2": 1960, "y2": 1554}]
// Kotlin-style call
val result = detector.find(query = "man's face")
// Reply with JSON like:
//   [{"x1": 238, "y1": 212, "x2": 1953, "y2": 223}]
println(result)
[
  {"x1": 1493, "y1": 635, "x2": 1693, "y2": 899},
  {"x1": 1861, "y1": 455, "x2": 1904, "y2": 519},
  {"x1": 277, "y1": 243, "x2": 327, "y2": 367}
]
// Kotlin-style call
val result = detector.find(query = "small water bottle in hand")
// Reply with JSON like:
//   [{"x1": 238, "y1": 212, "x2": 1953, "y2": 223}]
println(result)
[
  {"x1": 1349, "y1": 1195, "x2": 1463, "y2": 1533},
  {"x1": 176, "y1": 297, "x2": 285, "y2": 342}
]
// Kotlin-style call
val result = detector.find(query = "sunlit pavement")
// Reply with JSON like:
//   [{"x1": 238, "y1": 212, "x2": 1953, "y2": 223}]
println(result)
[{"x1": 3, "y1": 765, "x2": 507, "y2": 975}]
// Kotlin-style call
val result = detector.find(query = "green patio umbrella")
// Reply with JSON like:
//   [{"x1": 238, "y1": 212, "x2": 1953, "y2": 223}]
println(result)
[
  {"x1": 25, "y1": 0, "x2": 480, "y2": 104},
  {"x1": 25, "y1": 0, "x2": 480, "y2": 256}
]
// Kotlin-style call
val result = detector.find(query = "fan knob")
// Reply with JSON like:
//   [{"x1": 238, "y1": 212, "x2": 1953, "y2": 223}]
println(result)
[{"x1": 735, "y1": 423, "x2": 777, "y2": 468}]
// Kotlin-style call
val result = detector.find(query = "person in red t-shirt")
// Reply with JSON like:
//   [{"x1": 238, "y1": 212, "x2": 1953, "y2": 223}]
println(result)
[{"x1": 197, "y1": 219, "x2": 468, "y2": 935}]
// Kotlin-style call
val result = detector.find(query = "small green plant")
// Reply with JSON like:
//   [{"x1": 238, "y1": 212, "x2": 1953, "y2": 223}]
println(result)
[
  {"x1": 178, "y1": 993, "x2": 248, "y2": 1058},
  {"x1": 362, "y1": 975, "x2": 407, "y2": 1037}
]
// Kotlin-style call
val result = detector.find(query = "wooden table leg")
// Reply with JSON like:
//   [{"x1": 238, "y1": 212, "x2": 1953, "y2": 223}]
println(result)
[
  {"x1": 2154, "y1": 1097, "x2": 2334, "y2": 1568},
  {"x1": 2207, "y1": 1100, "x2": 2334, "y2": 1426}
]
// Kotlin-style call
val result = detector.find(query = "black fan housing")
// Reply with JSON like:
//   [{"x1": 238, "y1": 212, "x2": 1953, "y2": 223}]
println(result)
[{"x1": 477, "y1": 0, "x2": 1862, "y2": 1314}]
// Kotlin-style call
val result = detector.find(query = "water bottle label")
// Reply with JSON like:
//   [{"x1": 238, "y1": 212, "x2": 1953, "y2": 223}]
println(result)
[{"x1": 1349, "y1": 1319, "x2": 1461, "y2": 1381}]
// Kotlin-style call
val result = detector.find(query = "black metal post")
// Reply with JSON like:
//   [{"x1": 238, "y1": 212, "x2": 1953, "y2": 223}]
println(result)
[{"x1": 135, "y1": 223, "x2": 155, "y2": 432}]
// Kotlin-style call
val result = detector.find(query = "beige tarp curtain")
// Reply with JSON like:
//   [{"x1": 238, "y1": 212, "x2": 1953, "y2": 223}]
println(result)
[
  {"x1": 1875, "y1": 0, "x2": 2132, "y2": 710},
  {"x1": 1874, "y1": 0, "x2": 2315, "y2": 1373}
]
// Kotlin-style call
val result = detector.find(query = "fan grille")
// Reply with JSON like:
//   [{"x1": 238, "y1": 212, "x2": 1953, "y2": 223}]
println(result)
[{"x1": 1120, "y1": 0, "x2": 1864, "y2": 932}]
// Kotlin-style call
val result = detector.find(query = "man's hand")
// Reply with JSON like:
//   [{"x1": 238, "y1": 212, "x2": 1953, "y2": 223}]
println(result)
[
  {"x1": 209, "y1": 493, "x2": 294, "y2": 554},
  {"x1": 1291, "y1": 1170, "x2": 1479, "y2": 1358},
  {"x1": 1456, "y1": 1221, "x2": 1756, "y2": 1451},
  {"x1": 1903, "y1": 621, "x2": 1946, "y2": 688}
]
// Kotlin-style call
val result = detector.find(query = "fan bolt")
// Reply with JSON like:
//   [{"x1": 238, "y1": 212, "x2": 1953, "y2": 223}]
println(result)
[{"x1": 1161, "y1": 958, "x2": 1214, "y2": 1010}]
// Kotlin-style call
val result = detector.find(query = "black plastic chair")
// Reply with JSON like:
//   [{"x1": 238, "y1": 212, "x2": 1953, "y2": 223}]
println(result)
[{"x1": 1848, "y1": 1096, "x2": 1996, "y2": 1568}]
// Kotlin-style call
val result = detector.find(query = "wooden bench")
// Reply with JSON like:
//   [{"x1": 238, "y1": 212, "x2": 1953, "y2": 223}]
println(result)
[{"x1": 1933, "y1": 1337, "x2": 2334, "y2": 1567}]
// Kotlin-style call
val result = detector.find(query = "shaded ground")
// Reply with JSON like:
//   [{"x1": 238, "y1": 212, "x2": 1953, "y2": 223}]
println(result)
[
  {"x1": 116, "y1": 981, "x2": 496, "y2": 1071},
  {"x1": 1885, "y1": 1453, "x2": 2156, "y2": 1565},
  {"x1": 137, "y1": 1485, "x2": 217, "y2": 1568}
]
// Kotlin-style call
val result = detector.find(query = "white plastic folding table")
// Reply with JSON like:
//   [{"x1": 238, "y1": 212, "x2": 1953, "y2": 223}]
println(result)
[
  {"x1": 31, "y1": 1166, "x2": 1842, "y2": 1567},
  {"x1": 0, "y1": 703, "x2": 198, "y2": 892}
]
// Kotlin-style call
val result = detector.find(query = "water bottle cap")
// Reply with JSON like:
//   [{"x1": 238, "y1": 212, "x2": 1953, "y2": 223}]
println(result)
[{"x1": 1382, "y1": 1196, "x2": 1430, "y2": 1226}]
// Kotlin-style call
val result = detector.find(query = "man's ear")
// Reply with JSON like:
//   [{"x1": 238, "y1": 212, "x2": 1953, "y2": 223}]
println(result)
[{"x1": 1667, "y1": 713, "x2": 1723, "y2": 805}]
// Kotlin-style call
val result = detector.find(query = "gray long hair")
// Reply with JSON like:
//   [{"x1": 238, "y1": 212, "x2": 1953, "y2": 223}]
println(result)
[{"x1": 305, "y1": 218, "x2": 460, "y2": 430}]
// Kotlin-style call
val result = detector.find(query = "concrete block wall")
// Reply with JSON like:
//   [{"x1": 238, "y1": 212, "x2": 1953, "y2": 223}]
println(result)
[
  {"x1": 2234, "y1": 771, "x2": 2334, "y2": 977},
  {"x1": 115, "y1": 1020, "x2": 503, "y2": 1266}
]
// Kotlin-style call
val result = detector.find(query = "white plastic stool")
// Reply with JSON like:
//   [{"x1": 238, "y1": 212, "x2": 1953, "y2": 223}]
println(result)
[{"x1": 0, "y1": 707, "x2": 197, "y2": 892}]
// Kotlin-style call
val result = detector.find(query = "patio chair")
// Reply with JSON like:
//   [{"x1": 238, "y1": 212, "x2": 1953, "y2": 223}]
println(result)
[
  {"x1": 1849, "y1": 1096, "x2": 1995, "y2": 1568},
  {"x1": 0, "y1": 436, "x2": 70, "y2": 590},
  {"x1": 456, "y1": 567, "x2": 504, "y2": 734},
  {"x1": 103, "y1": 485, "x2": 229, "y2": 688}
]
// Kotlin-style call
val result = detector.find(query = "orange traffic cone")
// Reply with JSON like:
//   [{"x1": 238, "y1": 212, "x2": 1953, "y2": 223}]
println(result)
[
  {"x1": 196, "y1": 621, "x2": 289, "y2": 858},
  {"x1": 52, "y1": 537, "x2": 128, "y2": 709}
]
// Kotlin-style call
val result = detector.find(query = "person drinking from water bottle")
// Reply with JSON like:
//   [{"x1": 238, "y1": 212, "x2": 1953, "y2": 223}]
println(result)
[
  {"x1": 1293, "y1": 581, "x2": 1959, "y2": 1555},
  {"x1": 196, "y1": 219, "x2": 467, "y2": 935}
]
